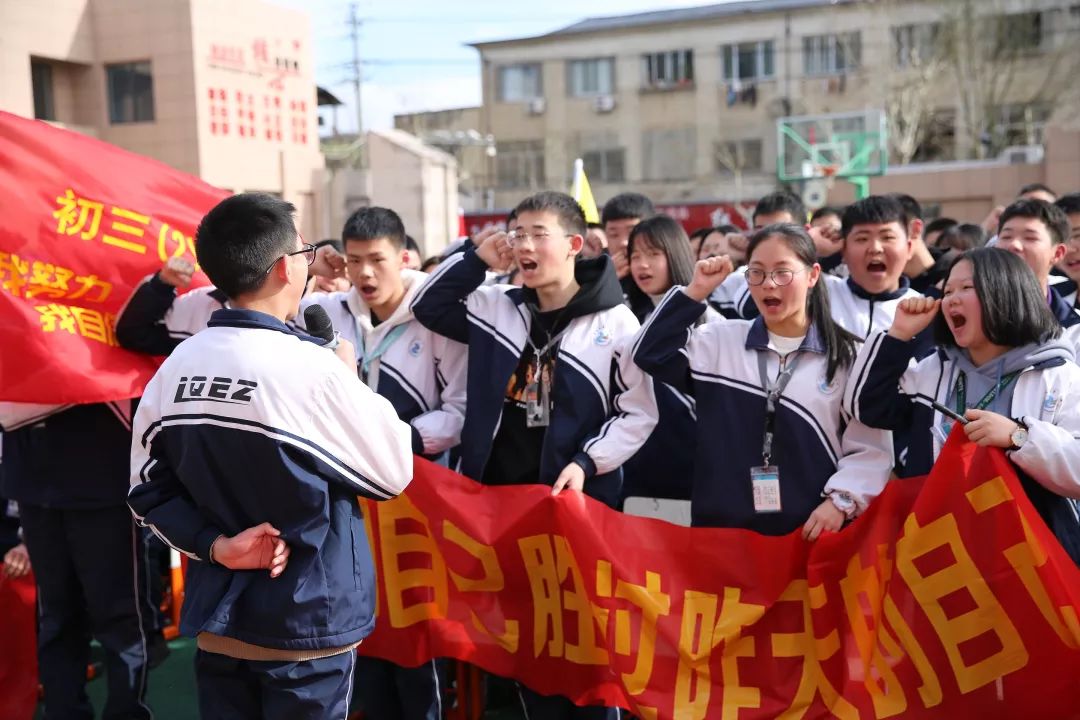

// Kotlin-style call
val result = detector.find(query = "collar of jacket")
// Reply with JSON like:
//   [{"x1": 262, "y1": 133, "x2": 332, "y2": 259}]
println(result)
[
  {"x1": 1049, "y1": 285, "x2": 1080, "y2": 327},
  {"x1": 845, "y1": 275, "x2": 912, "y2": 301},
  {"x1": 207, "y1": 308, "x2": 324, "y2": 344},
  {"x1": 745, "y1": 315, "x2": 827, "y2": 354}
]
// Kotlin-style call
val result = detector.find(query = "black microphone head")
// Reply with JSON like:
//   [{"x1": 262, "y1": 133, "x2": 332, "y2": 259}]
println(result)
[{"x1": 303, "y1": 305, "x2": 335, "y2": 343}]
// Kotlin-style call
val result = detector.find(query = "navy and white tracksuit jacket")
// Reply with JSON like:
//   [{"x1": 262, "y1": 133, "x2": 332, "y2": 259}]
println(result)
[
  {"x1": 128, "y1": 308, "x2": 413, "y2": 650},
  {"x1": 296, "y1": 270, "x2": 467, "y2": 458},
  {"x1": 844, "y1": 331, "x2": 1080, "y2": 564},
  {"x1": 115, "y1": 273, "x2": 229, "y2": 355},
  {"x1": 633, "y1": 287, "x2": 893, "y2": 533},
  {"x1": 1050, "y1": 284, "x2": 1080, "y2": 357},
  {"x1": 714, "y1": 271, "x2": 923, "y2": 339},
  {"x1": 410, "y1": 250, "x2": 657, "y2": 506}
]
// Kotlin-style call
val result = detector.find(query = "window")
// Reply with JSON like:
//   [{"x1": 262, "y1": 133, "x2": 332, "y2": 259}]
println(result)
[
  {"x1": 990, "y1": 11, "x2": 1055, "y2": 55},
  {"x1": 31, "y1": 60, "x2": 55, "y2": 121},
  {"x1": 568, "y1": 58, "x2": 614, "y2": 97},
  {"x1": 642, "y1": 50, "x2": 694, "y2": 89},
  {"x1": 642, "y1": 127, "x2": 696, "y2": 180},
  {"x1": 802, "y1": 33, "x2": 861, "y2": 76},
  {"x1": 582, "y1": 148, "x2": 625, "y2": 183},
  {"x1": 496, "y1": 140, "x2": 545, "y2": 189},
  {"x1": 994, "y1": 103, "x2": 1052, "y2": 148},
  {"x1": 714, "y1": 139, "x2": 764, "y2": 174},
  {"x1": 496, "y1": 64, "x2": 542, "y2": 102},
  {"x1": 106, "y1": 61, "x2": 155, "y2": 123},
  {"x1": 721, "y1": 41, "x2": 774, "y2": 82},
  {"x1": 893, "y1": 23, "x2": 941, "y2": 68}
]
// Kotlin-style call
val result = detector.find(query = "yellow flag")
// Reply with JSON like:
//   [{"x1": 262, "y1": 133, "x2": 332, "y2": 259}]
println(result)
[{"x1": 570, "y1": 158, "x2": 600, "y2": 224}]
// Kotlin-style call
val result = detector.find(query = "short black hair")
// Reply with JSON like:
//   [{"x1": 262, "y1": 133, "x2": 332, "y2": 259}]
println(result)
[
  {"x1": 997, "y1": 199, "x2": 1070, "y2": 245},
  {"x1": 195, "y1": 192, "x2": 297, "y2": 299},
  {"x1": 587, "y1": 221, "x2": 604, "y2": 230},
  {"x1": 810, "y1": 206, "x2": 842, "y2": 222},
  {"x1": 933, "y1": 248, "x2": 1061, "y2": 348},
  {"x1": 314, "y1": 238, "x2": 343, "y2": 254},
  {"x1": 601, "y1": 192, "x2": 655, "y2": 225},
  {"x1": 1018, "y1": 182, "x2": 1056, "y2": 200},
  {"x1": 342, "y1": 207, "x2": 406, "y2": 249},
  {"x1": 935, "y1": 223, "x2": 985, "y2": 251},
  {"x1": 887, "y1": 193, "x2": 922, "y2": 223},
  {"x1": 753, "y1": 192, "x2": 806, "y2": 225},
  {"x1": 1055, "y1": 192, "x2": 1080, "y2": 217},
  {"x1": 405, "y1": 234, "x2": 420, "y2": 253},
  {"x1": 713, "y1": 224, "x2": 740, "y2": 235},
  {"x1": 923, "y1": 217, "x2": 958, "y2": 238},
  {"x1": 514, "y1": 191, "x2": 587, "y2": 237},
  {"x1": 841, "y1": 195, "x2": 909, "y2": 238}
]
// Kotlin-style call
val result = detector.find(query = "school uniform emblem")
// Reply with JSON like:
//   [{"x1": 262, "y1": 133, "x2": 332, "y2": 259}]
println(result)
[
  {"x1": 818, "y1": 376, "x2": 839, "y2": 395},
  {"x1": 409, "y1": 340, "x2": 423, "y2": 357},
  {"x1": 594, "y1": 327, "x2": 612, "y2": 346},
  {"x1": 1044, "y1": 393, "x2": 1056, "y2": 411}
]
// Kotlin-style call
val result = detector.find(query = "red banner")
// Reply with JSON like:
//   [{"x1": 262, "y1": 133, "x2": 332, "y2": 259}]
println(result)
[
  {"x1": 0, "y1": 111, "x2": 227, "y2": 404},
  {"x1": 360, "y1": 436, "x2": 1080, "y2": 719}
]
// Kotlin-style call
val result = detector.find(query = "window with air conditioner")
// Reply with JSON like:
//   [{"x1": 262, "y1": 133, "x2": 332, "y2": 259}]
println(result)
[{"x1": 568, "y1": 58, "x2": 614, "y2": 97}]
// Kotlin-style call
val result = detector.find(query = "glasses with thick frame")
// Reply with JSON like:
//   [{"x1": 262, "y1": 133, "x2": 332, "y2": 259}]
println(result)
[
  {"x1": 744, "y1": 266, "x2": 810, "y2": 287},
  {"x1": 263, "y1": 243, "x2": 317, "y2": 275}
]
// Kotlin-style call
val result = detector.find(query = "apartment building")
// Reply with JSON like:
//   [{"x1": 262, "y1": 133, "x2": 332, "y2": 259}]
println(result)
[
  {"x1": 0, "y1": 0, "x2": 325, "y2": 239},
  {"x1": 471, "y1": 0, "x2": 1080, "y2": 210}
]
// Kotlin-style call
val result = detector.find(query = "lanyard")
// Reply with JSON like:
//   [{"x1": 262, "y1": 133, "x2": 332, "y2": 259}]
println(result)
[
  {"x1": 524, "y1": 306, "x2": 574, "y2": 378},
  {"x1": 952, "y1": 370, "x2": 1021, "y2": 414},
  {"x1": 756, "y1": 350, "x2": 804, "y2": 466},
  {"x1": 360, "y1": 323, "x2": 409, "y2": 378}
]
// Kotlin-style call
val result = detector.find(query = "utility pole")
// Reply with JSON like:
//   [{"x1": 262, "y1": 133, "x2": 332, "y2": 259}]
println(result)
[{"x1": 348, "y1": 2, "x2": 365, "y2": 166}]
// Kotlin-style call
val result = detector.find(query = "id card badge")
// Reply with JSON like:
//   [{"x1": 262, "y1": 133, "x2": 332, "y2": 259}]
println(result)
[
  {"x1": 751, "y1": 465, "x2": 782, "y2": 513},
  {"x1": 525, "y1": 380, "x2": 550, "y2": 428}
]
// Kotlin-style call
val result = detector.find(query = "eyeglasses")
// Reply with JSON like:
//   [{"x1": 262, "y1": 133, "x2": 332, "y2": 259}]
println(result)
[
  {"x1": 264, "y1": 243, "x2": 317, "y2": 275},
  {"x1": 506, "y1": 230, "x2": 570, "y2": 248},
  {"x1": 744, "y1": 267, "x2": 809, "y2": 287}
]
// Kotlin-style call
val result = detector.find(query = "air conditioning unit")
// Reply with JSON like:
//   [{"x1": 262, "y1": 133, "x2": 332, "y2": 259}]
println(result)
[
  {"x1": 999, "y1": 145, "x2": 1044, "y2": 165},
  {"x1": 526, "y1": 98, "x2": 546, "y2": 116},
  {"x1": 593, "y1": 95, "x2": 616, "y2": 113}
]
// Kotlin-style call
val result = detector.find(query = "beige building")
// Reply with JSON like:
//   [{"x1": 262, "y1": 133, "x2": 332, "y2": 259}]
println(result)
[
  {"x1": 0, "y1": 0, "x2": 325, "y2": 240},
  {"x1": 394, "y1": 106, "x2": 492, "y2": 210},
  {"x1": 471, "y1": 0, "x2": 1080, "y2": 211}
]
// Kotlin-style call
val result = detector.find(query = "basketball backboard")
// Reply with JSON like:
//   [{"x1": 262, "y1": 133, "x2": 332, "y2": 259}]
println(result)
[{"x1": 777, "y1": 110, "x2": 887, "y2": 184}]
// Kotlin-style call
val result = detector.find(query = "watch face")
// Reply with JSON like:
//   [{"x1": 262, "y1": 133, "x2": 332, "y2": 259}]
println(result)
[{"x1": 1011, "y1": 427, "x2": 1028, "y2": 447}]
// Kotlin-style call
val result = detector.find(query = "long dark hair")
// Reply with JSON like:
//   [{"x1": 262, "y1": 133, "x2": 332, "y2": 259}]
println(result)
[
  {"x1": 932, "y1": 247, "x2": 1061, "y2": 348},
  {"x1": 747, "y1": 223, "x2": 857, "y2": 382}
]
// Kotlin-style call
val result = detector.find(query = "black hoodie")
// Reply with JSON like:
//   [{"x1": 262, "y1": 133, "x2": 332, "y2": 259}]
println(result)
[{"x1": 482, "y1": 256, "x2": 625, "y2": 487}]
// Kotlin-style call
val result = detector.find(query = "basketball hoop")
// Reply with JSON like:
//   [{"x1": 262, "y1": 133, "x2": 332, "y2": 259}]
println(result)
[{"x1": 819, "y1": 163, "x2": 840, "y2": 179}]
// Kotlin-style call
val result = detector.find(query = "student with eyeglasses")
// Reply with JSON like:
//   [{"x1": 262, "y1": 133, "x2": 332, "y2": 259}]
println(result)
[
  {"x1": 412, "y1": 191, "x2": 655, "y2": 719},
  {"x1": 633, "y1": 223, "x2": 892, "y2": 538}
]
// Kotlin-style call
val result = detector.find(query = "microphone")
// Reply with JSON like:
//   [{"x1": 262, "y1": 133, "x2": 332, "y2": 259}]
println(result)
[{"x1": 303, "y1": 305, "x2": 339, "y2": 349}]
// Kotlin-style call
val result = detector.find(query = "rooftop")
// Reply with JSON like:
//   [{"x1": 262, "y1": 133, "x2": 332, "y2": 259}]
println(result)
[{"x1": 470, "y1": 0, "x2": 851, "y2": 47}]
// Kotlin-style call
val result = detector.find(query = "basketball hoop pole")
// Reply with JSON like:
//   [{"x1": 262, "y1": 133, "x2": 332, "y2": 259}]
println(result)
[{"x1": 848, "y1": 176, "x2": 870, "y2": 200}]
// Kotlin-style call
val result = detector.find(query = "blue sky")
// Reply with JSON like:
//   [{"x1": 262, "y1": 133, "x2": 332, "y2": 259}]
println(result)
[{"x1": 272, "y1": 0, "x2": 726, "y2": 132}]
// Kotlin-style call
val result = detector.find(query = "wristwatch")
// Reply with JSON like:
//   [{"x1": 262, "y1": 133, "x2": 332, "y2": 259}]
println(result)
[{"x1": 1008, "y1": 418, "x2": 1029, "y2": 452}]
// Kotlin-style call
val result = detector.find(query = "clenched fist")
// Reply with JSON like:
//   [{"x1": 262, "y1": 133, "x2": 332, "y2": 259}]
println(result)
[
  {"x1": 685, "y1": 255, "x2": 734, "y2": 302},
  {"x1": 887, "y1": 296, "x2": 940, "y2": 340}
]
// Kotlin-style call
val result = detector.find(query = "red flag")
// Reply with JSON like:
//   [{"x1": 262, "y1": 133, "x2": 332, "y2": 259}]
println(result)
[{"x1": 0, "y1": 111, "x2": 229, "y2": 403}]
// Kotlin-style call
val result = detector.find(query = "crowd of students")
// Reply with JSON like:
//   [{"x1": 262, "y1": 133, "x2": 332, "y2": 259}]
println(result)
[{"x1": 2, "y1": 180, "x2": 1080, "y2": 719}]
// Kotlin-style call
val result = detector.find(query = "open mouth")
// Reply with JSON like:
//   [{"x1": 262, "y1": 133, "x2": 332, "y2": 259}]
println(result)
[
  {"x1": 762, "y1": 297, "x2": 782, "y2": 309},
  {"x1": 360, "y1": 284, "x2": 377, "y2": 296},
  {"x1": 520, "y1": 260, "x2": 538, "y2": 272},
  {"x1": 866, "y1": 260, "x2": 887, "y2": 273},
  {"x1": 636, "y1": 273, "x2": 653, "y2": 284},
  {"x1": 949, "y1": 312, "x2": 967, "y2": 330}
]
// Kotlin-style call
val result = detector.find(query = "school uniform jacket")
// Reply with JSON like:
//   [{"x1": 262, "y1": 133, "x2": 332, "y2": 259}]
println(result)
[
  {"x1": 845, "y1": 331, "x2": 1080, "y2": 564},
  {"x1": 410, "y1": 250, "x2": 657, "y2": 506},
  {"x1": 128, "y1": 308, "x2": 412, "y2": 650},
  {"x1": 115, "y1": 273, "x2": 228, "y2": 355},
  {"x1": 1050, "y1": 285, "x2": 1080, "y2": 358},
  {"x1": 296, "y1": 270, "x2": 467, "y2": 457},
  {"x1": 633, "y1": 287, "x2": 893, "y2": 533},
  {"x1": 714, "y1": 271, "x2": 923, "y2": 340}
]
